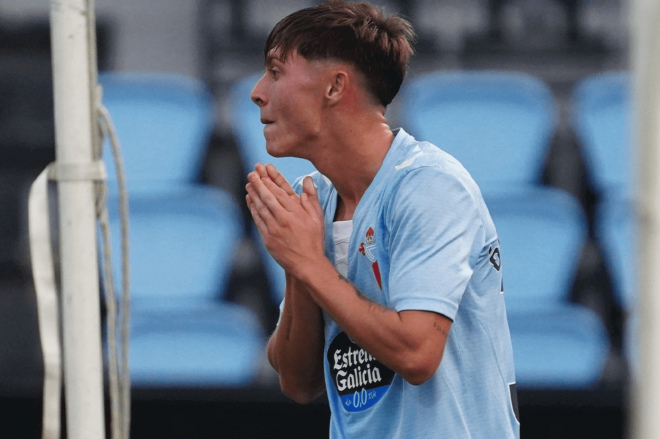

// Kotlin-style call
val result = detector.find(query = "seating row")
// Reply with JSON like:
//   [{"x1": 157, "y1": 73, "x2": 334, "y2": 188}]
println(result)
[{"x1": 100, "y1": 70, "x2": 633, "y2": 391}]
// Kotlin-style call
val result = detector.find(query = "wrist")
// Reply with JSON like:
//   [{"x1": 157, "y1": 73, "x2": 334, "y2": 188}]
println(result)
[{"x1": 294, "y1": 256, "x2": 334, "y2": 293}]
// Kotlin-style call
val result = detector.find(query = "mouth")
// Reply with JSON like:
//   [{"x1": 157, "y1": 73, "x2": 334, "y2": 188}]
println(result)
[{"x1": 261, "y1": 119, "x2": 274, "y2": 125}]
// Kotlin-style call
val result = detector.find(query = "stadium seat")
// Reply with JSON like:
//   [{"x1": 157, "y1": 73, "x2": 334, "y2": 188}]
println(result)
[
  {"x1": 398, "y1": 71, "x2": 557, "y2": 188},
  {"x1": 128, "y1": 304, "x2": 264, "y2": 387},
  {"x1": 99, "y1": 72, "x2": 216, "y2": 191},
  {"x1": 107, "y1": 187, "x2": 242, "y2": 308},
  {"x1": 106, "y1": 187, "x2": 264, "y2": 387},
  {"x1": 595, "y1": 192, "x2": 638, "y2": 368},
  {"x1": 486, "y1": 187, "x2": 611, "y2": 388},
  {"x1": 571, "y1": 73, "x2": 634, "y2": 308},
  {"x1": 572, "y1": 73, "x2": 638, "y2": 368},
  {"x1": 595, "y1": 192, "x2": 636, "y2": 311},
  {"x1": 100, "y1": 72, "x2": 265, "y2": 387},
  {"x1": 570, "y1": 72, "x2": 631, "y2": 195},
  {"x1": 228, "y1": 73, "x2": 317, "y2": 303}
]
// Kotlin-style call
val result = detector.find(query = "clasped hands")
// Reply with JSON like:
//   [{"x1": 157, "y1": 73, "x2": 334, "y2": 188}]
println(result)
[{"x1": 245, "y1": 163, "x2": 325, "y2": 279}]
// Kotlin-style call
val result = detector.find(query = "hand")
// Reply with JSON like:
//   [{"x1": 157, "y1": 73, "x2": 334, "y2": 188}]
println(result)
[{"x1": 245, "y1": 163, "x2": 325, "y2": 278}]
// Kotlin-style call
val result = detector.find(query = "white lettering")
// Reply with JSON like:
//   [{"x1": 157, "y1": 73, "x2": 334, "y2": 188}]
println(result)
[
  {"x1": 347, "y1": 373, "x2": 356, "y2": 389},
  {"x1": 333, "y1": 349, "x2": 344, "y2": 370},
  {"x1": 372, "y1": 367, "x2": 382, "y2": 383},
  {"x1": 336, "y1": 369, "x2": 347, "y2": 392}
]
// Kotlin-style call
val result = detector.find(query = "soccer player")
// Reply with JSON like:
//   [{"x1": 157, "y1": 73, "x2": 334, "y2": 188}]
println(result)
[{"x1": 245, "y1": 1, "x2": 520, "y2": 437}]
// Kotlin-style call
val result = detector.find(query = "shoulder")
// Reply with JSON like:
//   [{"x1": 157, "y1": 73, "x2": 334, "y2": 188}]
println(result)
[{"x1": 385, "y1": 130, "x2": 483, "y2": 212}]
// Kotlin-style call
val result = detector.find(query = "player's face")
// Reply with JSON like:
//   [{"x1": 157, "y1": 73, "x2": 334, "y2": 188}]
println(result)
[{"x1": 251, "y1": 49, "x2": 325, "y2": 159}]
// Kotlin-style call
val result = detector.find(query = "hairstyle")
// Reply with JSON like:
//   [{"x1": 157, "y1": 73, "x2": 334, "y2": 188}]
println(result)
[{"x1": 264, "y1": 0, "x2": 416, "y2": 107}]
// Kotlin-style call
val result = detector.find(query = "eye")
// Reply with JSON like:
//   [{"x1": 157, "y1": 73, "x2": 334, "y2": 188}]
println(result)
[{"x1": 268, "y1": 68, "x2": 280, "y2": 78}]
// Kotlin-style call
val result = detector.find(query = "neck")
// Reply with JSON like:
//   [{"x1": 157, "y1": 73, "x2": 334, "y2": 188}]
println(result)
[{"x1": 312, "y1": 114, "x2": 395, "y2": 221}]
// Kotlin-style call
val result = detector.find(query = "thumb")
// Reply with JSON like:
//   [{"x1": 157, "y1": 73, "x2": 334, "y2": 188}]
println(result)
[
  {"x1": 302, "y1": 176, "x2": 323, "y2": 219},
  {"x1": 302, "y1": 176, "x2": 317, "y2": 197}
]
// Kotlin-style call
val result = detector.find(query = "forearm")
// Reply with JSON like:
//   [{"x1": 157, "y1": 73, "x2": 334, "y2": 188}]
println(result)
[
  {"x1": 267, "y1": 272, "x2": 326, "y2": 403},
  {"x1": 297, "y1": 258, "x2": 448, "y2": 385}
]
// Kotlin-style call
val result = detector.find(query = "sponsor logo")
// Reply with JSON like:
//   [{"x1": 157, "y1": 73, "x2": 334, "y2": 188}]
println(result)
[
  {"x1": 358, "y1": 227, "x2": 382, "y2": 290},
  {"x1": 327, "y1": 332, "x2": 394, "y2": 412}
]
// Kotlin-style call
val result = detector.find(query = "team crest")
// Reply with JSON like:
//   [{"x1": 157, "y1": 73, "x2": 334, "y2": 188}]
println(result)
[{"x1": 358, "y1": 227, "x2": 382, "y2": 289}]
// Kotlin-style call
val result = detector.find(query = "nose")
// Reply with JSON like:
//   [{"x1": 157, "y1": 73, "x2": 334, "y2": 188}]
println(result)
[{"x1": 251, "y1": 74, "x2": 267, "y2": 107}]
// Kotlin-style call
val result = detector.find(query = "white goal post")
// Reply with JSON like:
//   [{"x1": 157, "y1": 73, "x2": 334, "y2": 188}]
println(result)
[
  {"x1": 632, "y1": 0, "x2": 660, "y2": 438},
  {"x1": 49, "y1": 0, "x2": 106, "y2": 437}
]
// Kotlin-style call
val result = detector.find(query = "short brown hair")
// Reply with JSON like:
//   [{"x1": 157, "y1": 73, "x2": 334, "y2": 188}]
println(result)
[{"x1": 264, "y1": 0, "x2": 416, "y2": 106}]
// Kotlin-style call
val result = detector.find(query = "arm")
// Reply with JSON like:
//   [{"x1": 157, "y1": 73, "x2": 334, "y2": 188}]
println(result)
[
  {"x1": 299, "y1": 259, "x2": 451, "y2": 385},
  {"x1": 246, "y1": 164, "x2": 451, "y2": 386},
  {"x1": 247, "y1": 164, "x2": 325, "y2": 403},
  {"x1": 266, "y1": 272, "x2": 326, "y2": 403}
]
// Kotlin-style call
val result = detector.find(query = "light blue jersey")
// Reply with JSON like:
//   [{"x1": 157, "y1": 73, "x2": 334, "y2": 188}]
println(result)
[{"x1": 291, "y1": 128, "x2": 520, "y2": 439}]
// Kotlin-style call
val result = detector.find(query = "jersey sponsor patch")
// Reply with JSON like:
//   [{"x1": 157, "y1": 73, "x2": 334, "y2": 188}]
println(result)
[{"x1": 327, "y1": 332, "x2": 394, "y2": 412}]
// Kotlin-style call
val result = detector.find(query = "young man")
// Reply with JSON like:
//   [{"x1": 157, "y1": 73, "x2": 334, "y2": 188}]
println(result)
[{"x1": 245, "y1": 1, "x2": 520, "y2": 437}]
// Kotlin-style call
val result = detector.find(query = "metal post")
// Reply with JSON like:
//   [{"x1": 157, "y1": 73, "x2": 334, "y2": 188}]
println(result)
[
  {"x1": 632, "y1": 1, "x2": 660, "y2": 438},
  {"x1": 49, "y1": 0, "x2": 105, "y2": 437}
]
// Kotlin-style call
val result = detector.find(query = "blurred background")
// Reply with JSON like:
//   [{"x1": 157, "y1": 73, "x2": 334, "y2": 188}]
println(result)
[{"x1": 0, "y1": 0, "x2": 633, "y2": 437}]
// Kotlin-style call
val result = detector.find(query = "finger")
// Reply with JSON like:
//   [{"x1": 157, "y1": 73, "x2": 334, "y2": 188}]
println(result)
[
  {"x1": 261, "y1": 177, "x2": 298, "y2": 212},
  {"x1": 247, "y1": 170, "x2": 261, "y2": 185},
  {"x1": 246, "y1": 178, "x2": 279, "y2": 226},
  {"x1": 246, "y1": 194, "x2": 270, "y2": 238},
  {"x1": 265, "y1": 163, "x2": 296, "y2": 196},
  {"x1": 245, "y1": 191, "x2": 257, "y2": 212},
  {"x1": 255, "y1": 162, "x2": 269, "y2": 179},
  {"x1": 247, "y1": 173, "x2": 292, "y2": 220},
  {"x1": 302, "y1": 176, "x2": 324, "y2": 221}
]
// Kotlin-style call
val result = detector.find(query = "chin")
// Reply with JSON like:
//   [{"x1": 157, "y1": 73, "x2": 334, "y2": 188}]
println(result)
[
  {"x1": 265, "y1": 135, "x2": 303, "y2": 158},
  {"x1": 265, "y1": 141, "x2": 290, "y2": 158}
]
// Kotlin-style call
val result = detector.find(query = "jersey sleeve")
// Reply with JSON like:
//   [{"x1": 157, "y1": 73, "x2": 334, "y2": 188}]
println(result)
[{"x1": 386, "y1": 167, "x2": 484, "y2": 320}]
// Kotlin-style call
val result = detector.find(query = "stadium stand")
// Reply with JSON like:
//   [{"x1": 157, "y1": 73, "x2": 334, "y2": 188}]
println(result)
[{"x1": 101, "y1": 73, "x2": 265, "y2": 387}]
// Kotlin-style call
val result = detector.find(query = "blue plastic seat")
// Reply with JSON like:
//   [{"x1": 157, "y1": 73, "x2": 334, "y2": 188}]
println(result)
[
  {"x1": 571, "y1": 72, "x2": 635, "y2": 309},
  {"x1": 107, "y1": 187, "x2": 264, "y2": 387},
  {"x1": 398, "y1": 71, "x2": 557, "y2": 188},
  {"x1": 595, "y1": 192, "x2": 636, "y2": 311},
  {"x1": 506, "y1": 306, "x2": 611, "y2": 388},
  {"x1": 107, "y1": 187, "x2": 242, "y2": 309},
  {"x1": 485, "y1": 187, "x2": 610, "y2": 388},
  {"x1": 129, "y1": 304, "x2": 263, "y2": 387},
  {"x1": 99, "y1": 72, "x2": 216, "y2": 192},
  {"x1": 595, "y1": 192, "x2": 638, "y2": 370},
  {"x1": 572, "y1": 73, "x2": 638, "y2": 368},
  {"x1": 101, "y1": 72, "x2": 264, "y2": 387},
  {"x1": 571, "y1": 72, "x2": 632, "y2": 195},
  {"x1": 228, "y1": 73, "x2": 317, "y2": 302}
]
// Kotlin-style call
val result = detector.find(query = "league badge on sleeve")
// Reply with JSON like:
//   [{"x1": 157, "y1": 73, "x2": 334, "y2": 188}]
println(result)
[{"x1": 358, "y1": 227, "x2": 382, "y2": 290}]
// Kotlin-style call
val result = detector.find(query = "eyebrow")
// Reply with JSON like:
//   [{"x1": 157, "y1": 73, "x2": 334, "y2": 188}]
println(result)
[{"x1": 265, "y1": 50, "x2": 286, "y2": 67}]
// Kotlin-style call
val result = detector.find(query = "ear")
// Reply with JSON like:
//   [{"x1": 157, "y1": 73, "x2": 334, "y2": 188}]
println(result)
[{"x1": 326, "y1": 70, "x2": 349, "y2": 106}]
